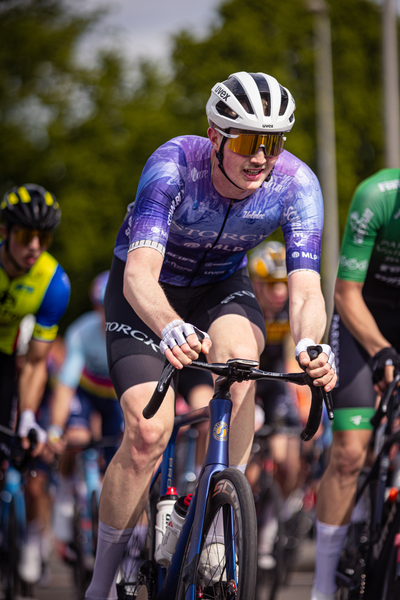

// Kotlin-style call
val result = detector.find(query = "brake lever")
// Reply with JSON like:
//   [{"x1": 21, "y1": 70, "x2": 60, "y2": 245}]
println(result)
[{"x1": 300, "y1": 345, "x2": 333, "y2": 441}]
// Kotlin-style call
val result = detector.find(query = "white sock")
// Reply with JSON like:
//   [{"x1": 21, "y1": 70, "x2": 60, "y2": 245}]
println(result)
[
  {"x1": 311, "y1": 585, "x2": 337, "y2": 600},
  {"x1": 258, "y1": 503, "x2": 278, "y2": 555},
  {"x1": 313, "y1": 519, "x2": 349, "y2": 596},
  {"x1": 85, "y1": 520, "x2": 134, "y2": 600}
]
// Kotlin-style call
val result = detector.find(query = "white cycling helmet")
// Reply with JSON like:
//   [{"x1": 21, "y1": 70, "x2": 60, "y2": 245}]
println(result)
[{"x1": 206, "y1": 71, "x2": 295, "y2": 133}]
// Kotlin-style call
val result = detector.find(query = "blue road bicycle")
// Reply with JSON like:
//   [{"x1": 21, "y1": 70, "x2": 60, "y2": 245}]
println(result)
[
  {"x1": 71, "y1": 445, "x2": 102, "y2": 600},
  {"x1": 0, "y1": 428, "x2": 37, "y2": 600},
  {"x1": 116, "y1": 349, "x2": 333, "y2": 600}
]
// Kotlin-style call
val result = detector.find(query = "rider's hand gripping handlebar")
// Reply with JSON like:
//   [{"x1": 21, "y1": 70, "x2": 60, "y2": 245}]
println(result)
[{"x1": 143, "y1": 347, "x2": 334, "y2": 442}]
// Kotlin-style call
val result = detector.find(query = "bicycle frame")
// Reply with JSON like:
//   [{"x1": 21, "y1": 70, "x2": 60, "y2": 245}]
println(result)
[
  {"x1": 149, "y1": 396, "x2": 233, "y2": 600},
  {"x1": 140, "y1": 353, "x2": 332, "y2": 600},
  {"x1": 0, "y1": 465, "x2": 27, "y2": 548},
  {"x1": 337, "y1": 374, "x2": 400, "y2": 597}
]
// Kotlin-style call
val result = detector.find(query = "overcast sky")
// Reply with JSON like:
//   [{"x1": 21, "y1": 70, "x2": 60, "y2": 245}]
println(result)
[{"x1": 77, "y1": 0, "x2": 222, "y2": 65}]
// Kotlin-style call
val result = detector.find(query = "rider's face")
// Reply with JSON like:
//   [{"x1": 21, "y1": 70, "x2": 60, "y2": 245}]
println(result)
[
  {"x1": 253, "y1": 279, "x2": 288, "y2": 314},
  {"x1": 6, "y1": 226, "x2": 44, "y2": 270},
  {"x1": 208, "y1": 127, "x2": 279, "y2": 196}
]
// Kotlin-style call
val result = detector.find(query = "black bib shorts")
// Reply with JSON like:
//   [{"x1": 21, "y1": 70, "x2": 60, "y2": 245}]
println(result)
[{"x1": 105, "y1": 256, "x2": 266, "y2": 400}]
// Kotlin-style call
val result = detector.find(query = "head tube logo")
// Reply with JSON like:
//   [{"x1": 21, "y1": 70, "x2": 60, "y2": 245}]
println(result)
[{"x1": 213, "y1": 421, "x2": 229, "y2": 442}]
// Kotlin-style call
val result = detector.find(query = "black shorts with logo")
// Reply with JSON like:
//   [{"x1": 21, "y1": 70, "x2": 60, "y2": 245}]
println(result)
[
  {"x1": 105, "y1": 256, "x2": 266, "y2": 399},
  {"x1": 329, "y1": 301, "x2": 400, "y2": 413}
]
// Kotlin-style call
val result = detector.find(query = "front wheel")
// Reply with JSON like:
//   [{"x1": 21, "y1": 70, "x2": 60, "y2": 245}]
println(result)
[
  {"x1": 381, "y1": 531, "x2": 400, "y2": 600},
  {"x1": 176, "y1": 467, "x2": 258, "y2": 600}
]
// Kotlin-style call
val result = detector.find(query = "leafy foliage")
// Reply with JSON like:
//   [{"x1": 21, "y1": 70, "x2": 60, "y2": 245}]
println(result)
[{"x1": 0, "y1": 0, "x2": 397, "y2": 326}]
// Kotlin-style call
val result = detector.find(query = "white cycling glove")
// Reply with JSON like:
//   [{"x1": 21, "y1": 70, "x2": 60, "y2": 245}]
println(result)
[
  {"x1": 294, "y1": 338, "x2": 337, "y2": 373},
  {"x1": 18, "y1": 409, "x2": 47, "y2": 444},
  {"x1": 159, "y1": 319, "x2": 210, "y2": 355}
]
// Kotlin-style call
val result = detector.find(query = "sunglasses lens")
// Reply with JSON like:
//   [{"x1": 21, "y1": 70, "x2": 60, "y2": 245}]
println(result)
[
  {"x1": 227, "y1": 133, "x2": 285, "y2": 157},
  {"x1": 14, "y1": 229, "x2": 34, "y2": 245},
  {"x1": 263, "y1": 135, "x2": 285, "y2": 157},
  {"x1": 14, "y1": 229, "x2": 53, "y2": 247},
  {"x1": 39, "y1": 231, "x2": 53, "y2": 247}
]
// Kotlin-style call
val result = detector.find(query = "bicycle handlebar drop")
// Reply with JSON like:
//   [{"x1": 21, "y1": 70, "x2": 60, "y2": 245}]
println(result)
[
  {"x1": 369, "y1": 371, "x2": 400, "y2": 430},
  {"x1": 143, "y1": 346, "x2": 334, "y2": 441}
]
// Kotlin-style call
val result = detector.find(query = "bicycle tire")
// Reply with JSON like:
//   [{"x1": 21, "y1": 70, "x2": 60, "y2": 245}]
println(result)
[
  {"x1": 116, "y1": 483, "x2": 158, "y2": 599},
  {"x1": 176, "y1": 467, "x2": 258, "y2": 600},
  {"x1": 336, "y1": 470, "x2": 372, "y2": 600},
  {"x1": 72, "y1": 504, "x2": 88, "y2": 600},
  {"x1": 255, "y1": 480, "x2": 284, "y2": 600},
  {"x1": 380, "y1": 537, "x2": 399, "y2": 600},
  {"x1": 364, "y1": 505, "x2": 400, "y2": 600}
]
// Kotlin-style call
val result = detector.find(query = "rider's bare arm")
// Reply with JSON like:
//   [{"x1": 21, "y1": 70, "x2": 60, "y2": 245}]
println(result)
[
  {"x1": 123, "y1": 248, "x2": 211, "y2": 368},
  {"x1": 334, "y1": 278, "x2": 391, "y2": 357},
  {"x1": 19, "y1": 338, "x2": 52, "y2": 413},
  {"x1": 335, "y1": 277, "x2": 396, "y2": 393},
  {"x1": 18, "y1": 338, "x2": 53, "y2": 454},
  {"x1": 288, "y1": 270, "x2": 336, "y2": 392}
]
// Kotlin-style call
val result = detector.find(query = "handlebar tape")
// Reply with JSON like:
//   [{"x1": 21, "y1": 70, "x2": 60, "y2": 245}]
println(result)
[
  {"x1": 143, "y1": 361, "x2": 176, "y2": 419},
  {"x1": 300, "y1": 345, "x2": 333, "y2": 441}
]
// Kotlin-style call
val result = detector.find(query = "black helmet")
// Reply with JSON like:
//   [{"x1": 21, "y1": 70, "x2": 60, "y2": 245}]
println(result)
[{"x1": 1, "y1": 184, "x2": 61, "y2": 231}]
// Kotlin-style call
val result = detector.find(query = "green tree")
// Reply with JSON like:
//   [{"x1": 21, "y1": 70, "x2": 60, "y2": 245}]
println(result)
[
  {"x1": 167, "y1": 0, "x2": 386, "y2": 231},
  {"x1": 0, "y1": 0, "x2": 134, "y2": 323},
  {"x1": 0, "y1": 0, "x2": 397, "y2": 325}
]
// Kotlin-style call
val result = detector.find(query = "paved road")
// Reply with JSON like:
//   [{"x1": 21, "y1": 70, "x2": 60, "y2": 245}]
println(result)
[{"x1": 6, "y1": 538, "x2": 315, "y2": 600}]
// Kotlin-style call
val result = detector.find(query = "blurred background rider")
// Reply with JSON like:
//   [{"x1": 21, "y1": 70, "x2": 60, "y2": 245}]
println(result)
[
  {"x1": 0, "y1": 183, "x2": 70, "y2": 458},
  {"x1": 48, "y1": 271, "x2": 124, "y2": 558}
]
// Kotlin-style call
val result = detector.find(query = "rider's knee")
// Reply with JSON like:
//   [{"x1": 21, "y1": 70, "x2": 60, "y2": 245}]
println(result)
[
  {"x1": 329, "y1": 431, "x2": 369, "y2": 481},
  {"x1": 121, "y1": 403, "x2": 172, "y2": 465},
  {"x1": 26, "y1": 472, "x2": 46, "y2": 498}
]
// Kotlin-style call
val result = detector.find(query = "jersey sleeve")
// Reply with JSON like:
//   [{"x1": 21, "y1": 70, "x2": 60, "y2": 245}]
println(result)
[
  {"x1": 280, "y1": 163, "x2": 324, "y2": 276},
  {"x1": 33, "y1": 265, "x2": 70, "y2": 343},
  {"x1": 57, "y1": 320, "x2": 86, "y2": 389},
  {"x1": 116, "y1": 140, "x2": 187, "y2": 259},
  {"x1": 337, "y1": 180, "x2": 383, "y2": 283}
]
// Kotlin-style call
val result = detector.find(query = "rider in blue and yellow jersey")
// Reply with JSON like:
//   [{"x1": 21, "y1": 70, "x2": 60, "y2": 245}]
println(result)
[{"x1": 0, "y1": 184, "x2": 70, "y2": 460}]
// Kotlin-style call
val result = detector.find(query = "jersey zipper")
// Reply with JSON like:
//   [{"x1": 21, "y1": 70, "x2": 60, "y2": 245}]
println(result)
[{"x1": 188, "y1": 199, "x2": 235, "y2": 286}]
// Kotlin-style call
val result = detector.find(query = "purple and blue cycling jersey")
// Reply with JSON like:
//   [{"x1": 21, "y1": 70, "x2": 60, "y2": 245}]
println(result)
[{"x1": 114, "y1": 136, "x2": 324, "y2": 287}]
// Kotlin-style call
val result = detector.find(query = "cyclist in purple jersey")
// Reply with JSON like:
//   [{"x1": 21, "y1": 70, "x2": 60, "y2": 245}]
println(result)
[
  {"x1": 86, "y1": 71, "x2": 337, "y2": 600},
  {"x1": 115, "y1": 138, "x2": 324, "y2": 287}
]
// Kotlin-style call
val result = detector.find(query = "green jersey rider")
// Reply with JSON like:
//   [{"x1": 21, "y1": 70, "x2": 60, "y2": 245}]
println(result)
[{"x1": 311, "y1": 168, "x2": 400, "y2": 600}]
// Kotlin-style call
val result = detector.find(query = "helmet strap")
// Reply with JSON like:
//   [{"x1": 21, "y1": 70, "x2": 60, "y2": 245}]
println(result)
[
  {"x1": 265, "y1": 166, "x2": 275, "y2": 182},
  {"x1": 216, "y1": 135, "x2": 245, "y2": 191}
]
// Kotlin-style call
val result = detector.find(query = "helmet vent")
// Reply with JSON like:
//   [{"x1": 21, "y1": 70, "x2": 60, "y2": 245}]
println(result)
[
  {"x1": 216, "y1": 100, "x2": 239, "y2": 120},
  {"x1": 249, "y1": 73, "x2": 271, "y2": 117},
  {"x1": 279, "y1": 86, "x2": 289, "y2": 116},
  {"x1": 222, "y1": 77, "x2": 255, "y2": 115}
]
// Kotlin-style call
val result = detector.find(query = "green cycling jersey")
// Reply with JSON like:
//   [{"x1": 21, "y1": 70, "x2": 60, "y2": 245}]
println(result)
[{"x1": 338, "y1": 168, "x2": 400, "y2": 304}]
